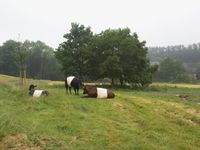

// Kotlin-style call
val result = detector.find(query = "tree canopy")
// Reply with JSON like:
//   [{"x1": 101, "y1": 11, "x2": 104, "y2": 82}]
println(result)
[
  {"x1": 148, "y1": 44, "x2": 200, "y2": 82},
  {"x1": 155, "y1": 58, "x2": 189, "y2": 82},
  {"x1": 55, "y1": 23, "x2": 157, "y2": 86},
  {"x1": 55, "y1": 23, "x2": 93, "y2": 79},
  {"x1": 0, "y1": 40, "x2": 20, "y2": 76},
  {"x1": 0, "y1": 40, "x2": 63, "y2": 80}
]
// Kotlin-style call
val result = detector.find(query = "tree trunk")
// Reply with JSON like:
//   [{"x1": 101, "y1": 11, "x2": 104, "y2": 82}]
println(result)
[
  {"x1": 19, "y1": 70, "x2": 23, "y2": 85},
  {"x1": 111, "y1": 78, "x2": 114, "y2": 87},
  {"x1": 23, "y1": 69, "x2": 26, "y2": 84},
  {"x1": 120, "y1": 76, "x2": 123, "y2": 87}
]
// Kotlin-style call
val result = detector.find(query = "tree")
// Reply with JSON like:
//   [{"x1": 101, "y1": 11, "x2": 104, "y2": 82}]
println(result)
[
  {"x1": 96, "y1": 29, "x2": 157, "y2": 86},
  {"x1": 92, "y1": 29, "x2": 127, "y2": 85},
  {"x1": 55, "y1": 24, "x2": 157, "y2": 87},
  {"x1": 0, "y1": 40, "x2": 20, "y2": 76},
  {"x1": 196, "y1": 63, "x2": 200, "y2": 80},
  {"x1": 0, "y1": 25, "x2": 157, "y2": 86},
  {"x1": 0, "y1": 40, "x2": 63, "y2": 80},
  {"x1": 155, "y1": 58, "x2": 188, "y2": 82},
  {"x1": 101, "y1": 55, "x2": 122, "y2": 86},
  {"x1": 26, "y1": 41, "x2": 63, "y2": 80},
  {"x1": 15, "y1": 41, "x2": 29, "y2": 84},
  {"x1": 148, "y1": 43, "x2": 200, "y2": 77},
  {"x1": 55, "y1": 23, "x2": 93, "y2": 79}
]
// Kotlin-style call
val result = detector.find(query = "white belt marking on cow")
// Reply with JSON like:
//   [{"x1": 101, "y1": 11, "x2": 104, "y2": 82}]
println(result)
[
  {"x1": 33, "y1": 90, "x2": 44, "y2": 97},
  {"x1": 97, "y1": 88, "x2": 108, "y2": 98},
  {"x1": 67, "y1": 76, "x2": 75, "y2": 87}
]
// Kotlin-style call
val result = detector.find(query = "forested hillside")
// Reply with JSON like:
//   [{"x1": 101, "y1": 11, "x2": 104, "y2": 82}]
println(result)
[
  {"x1": 148, "y1": 43, "x2": 200, "y2": 64},
  {"x1": 148, "y1": 43, "x2": 200, "y2": 81}
]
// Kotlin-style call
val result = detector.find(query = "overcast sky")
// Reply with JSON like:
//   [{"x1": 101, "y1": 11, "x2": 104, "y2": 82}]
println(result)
[{"x1": 0, "y1": 0, "x2": 200, "y2": 48}]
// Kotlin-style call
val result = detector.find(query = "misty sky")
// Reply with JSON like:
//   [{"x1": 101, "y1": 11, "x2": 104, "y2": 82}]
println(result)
[{"x1": 0, "y1": 0, "x2": 200, "y2": 48}]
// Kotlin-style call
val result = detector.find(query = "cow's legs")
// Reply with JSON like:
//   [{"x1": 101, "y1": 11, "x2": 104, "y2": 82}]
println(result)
[
  {"x1": 74, "y1": 88, "x2": 76, "y2": 95},
  {"x1": 77, "y1": 88, "x2": 79, "y2": 95},
  {"x1": 65, "y1": 79, "x2": 68, "y2": 94},
  {"x1": 66, "y1": 86, "x2": 68, "y2": 94},
  {"x1": 69, "y1": 87, "x2": 72, "y2": 94}
]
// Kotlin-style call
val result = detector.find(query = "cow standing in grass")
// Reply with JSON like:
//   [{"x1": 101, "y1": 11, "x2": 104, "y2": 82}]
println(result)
[
  {"x1": 28, "y1": 84, "x2": 49, "y2": 97},
  {"x1": 65, "y1": 76, "x2": 81, "y2": 95},
  {"x1": 82, "y1": 86, "x2": 115, "y2": 98}
]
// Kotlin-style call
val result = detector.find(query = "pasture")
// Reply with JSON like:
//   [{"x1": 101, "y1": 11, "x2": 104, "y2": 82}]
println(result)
[{"x1": 0, "y1": 74, "x2": 200, "y2": 150}]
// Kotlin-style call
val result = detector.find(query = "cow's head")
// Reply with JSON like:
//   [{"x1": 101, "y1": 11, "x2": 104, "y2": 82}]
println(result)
[
  {"x1": 29, "y1": 84, "x2": 37, "y2": 91},
  {"x1": 83, "y1": 86, "x2": 88, "y2": 94}
]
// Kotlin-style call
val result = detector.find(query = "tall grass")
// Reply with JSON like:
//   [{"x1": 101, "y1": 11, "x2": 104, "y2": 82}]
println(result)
[{"x1": 0, "y1": 75, "x2": 200, "y2": 149}]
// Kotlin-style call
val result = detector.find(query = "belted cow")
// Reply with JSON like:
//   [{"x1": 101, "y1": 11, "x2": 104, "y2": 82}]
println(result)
[
  {"x1": 29, "y1": 84, "x2": 49, "y2": 97},
  {"x1": 82, "y1": 86, "x2": 115, "y2": 98},
  {"x1": 65, "y1": 76, "x2": 81, "y2": 95}
]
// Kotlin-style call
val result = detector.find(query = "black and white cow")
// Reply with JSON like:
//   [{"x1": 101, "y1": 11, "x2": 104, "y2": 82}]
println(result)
[
  {"x1": 65, "y1": 76, "x2": 81, "y2": 95},
  {"x1": 29, "y1": 84, "x2": 49, "y2": 97}
]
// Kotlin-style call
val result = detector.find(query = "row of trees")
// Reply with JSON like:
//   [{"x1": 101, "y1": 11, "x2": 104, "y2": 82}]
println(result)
[
  {"x1": 155, "y1": 57, "x2": 200, "y2": 82},
  {"x1": 0, "y1": 40, "x2": 63, "y2": 80},
  {"x1": 0, "y1": 23, "x2": 157, "y2": 86},
  {"x1": 155, "y1": 58, "x2": 190, "y2": 82},
  {"x1": 148, "y1": 44, "x2": 200, "y2": 82},
  {"x1": 2, "y1": 24, "x2": 199, "y2": 84},
  {"x1": 55, "y1": 23, "x2": 157, "y2": 86},
  {"x1": 148, "y1": 44, "x2": 200, "y2": 63}
]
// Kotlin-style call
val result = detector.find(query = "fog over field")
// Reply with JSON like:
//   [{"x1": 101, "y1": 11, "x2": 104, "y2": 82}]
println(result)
[{"x1": 0, "y1": 0, "x2": 200, "y2": 48}]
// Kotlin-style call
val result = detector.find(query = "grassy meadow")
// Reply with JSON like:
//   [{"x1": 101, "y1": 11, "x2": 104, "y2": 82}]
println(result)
[{"x1": 0, "y1": 74, "x2": 200, "y2": 150}]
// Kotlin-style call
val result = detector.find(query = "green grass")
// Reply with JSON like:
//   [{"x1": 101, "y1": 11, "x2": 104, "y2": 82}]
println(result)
[{"x1": 0, "y1": 74, "x2": 200, "y2": 150}]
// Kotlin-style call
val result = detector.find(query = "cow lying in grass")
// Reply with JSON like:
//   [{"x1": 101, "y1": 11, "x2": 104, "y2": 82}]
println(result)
[
  {"x1": 65, "y1": 76, "x2": 81, "y2": 95},
  {"x1": 82, "y1": 86, "x2": 115, "y2": 98},
  {"x1": 29, "y1": 84, "x2": 49, "y2": 97}
]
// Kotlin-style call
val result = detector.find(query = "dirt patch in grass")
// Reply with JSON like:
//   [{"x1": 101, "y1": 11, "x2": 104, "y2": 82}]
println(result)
[
  {"x1": 0, "y1": 133, "x2": 41, "y2": 150},
  {"x1": 163, "y1": 101, "x2": 200, "y2": 118},
  {"x1": 32, "y1": 136, "x2": 68, "y2": 149},
  {"x1": 3, "y1": 133, "x2": 27, "y2": 142},
  {"x1": 182, "y1": 118, "x2": 198, "y2": 126},
  {"x1": 168, "y1": 102, "x2": 184, "y2": 109},
  {"x1": 113, "y1": 102, "x2": 128, "y2": 110},
  {"x1": 68, "y1": 136, "x2": 78, "y2": 144},
  {"x1": 129, "y1": 96, "x2": 152, "y2": 105},
  {"x1": 186, "y1": 109, "x2": 200, "y2": 118},
  {"x1": 168, "y1": 111, "x2": 198, "y2": 126},
  {"x1": 0, "y1": 134, "x2": 69, "y2": 150},
  {"x1": 162, "y1": 101, "x2": 199, "y2": 115}
]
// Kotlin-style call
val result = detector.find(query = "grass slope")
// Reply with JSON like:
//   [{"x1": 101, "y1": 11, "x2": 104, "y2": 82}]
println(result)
[{"x1": 0, "y1": 74, "x2": 200, "y2": 150}]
